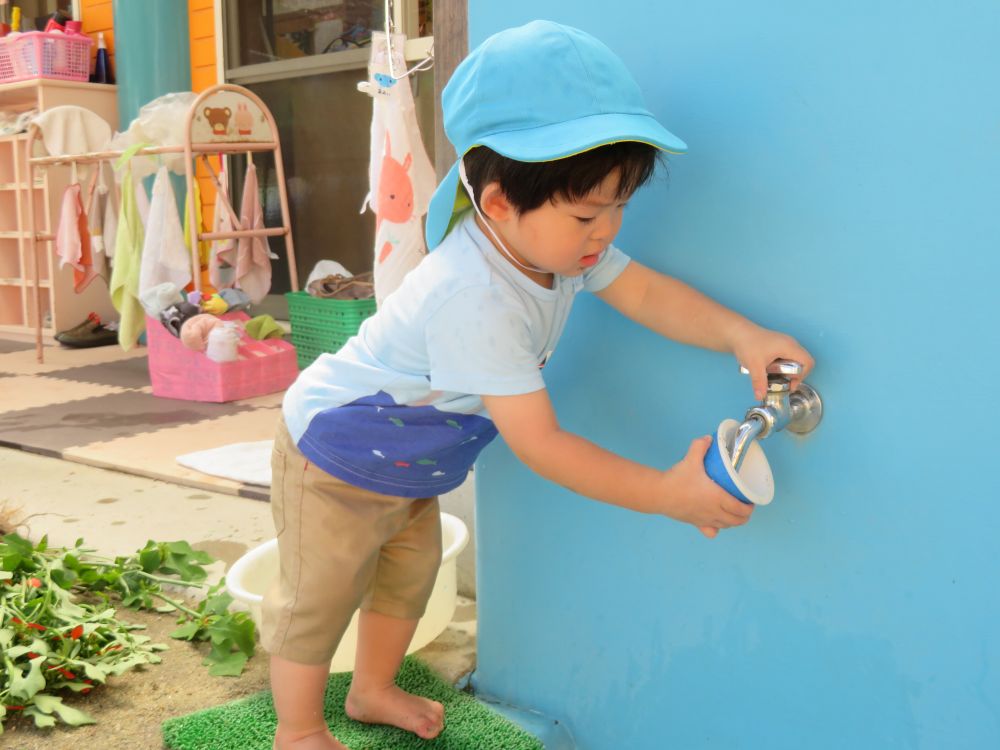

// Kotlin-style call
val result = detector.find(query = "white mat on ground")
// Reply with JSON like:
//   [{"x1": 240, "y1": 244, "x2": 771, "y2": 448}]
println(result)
[{"x1": 176, "y1": 441, "x2": 273, "y2": 487}]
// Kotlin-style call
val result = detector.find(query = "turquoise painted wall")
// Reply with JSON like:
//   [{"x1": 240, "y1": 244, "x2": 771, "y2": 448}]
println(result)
[
  {"x1": 470, "y1": 2, "x2": 999, "y2": 748},
  {"x1": 112, "y1": 0, "x2": 191, "y2": 130},
  {"x1": 111, "y1": 1, "x2": 191, "y2": 214}
]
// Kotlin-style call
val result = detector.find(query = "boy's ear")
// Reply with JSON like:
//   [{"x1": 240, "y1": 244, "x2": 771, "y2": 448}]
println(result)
[{"x1": 478, "y1": 182, "x2": 515, "y2": 222}]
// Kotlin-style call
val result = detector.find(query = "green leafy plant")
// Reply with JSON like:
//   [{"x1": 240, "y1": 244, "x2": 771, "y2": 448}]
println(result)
[{"x1": 0, "y1": 533, "x2": 257, "y2": 732}]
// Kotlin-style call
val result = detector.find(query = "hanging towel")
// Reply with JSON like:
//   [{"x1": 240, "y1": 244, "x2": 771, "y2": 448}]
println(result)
[
  {"x1": 233, "y1": 161, "x2": 272, "y2": 304},
  {"x1": 32, "y1": 106, "x2": 112, "y2": 156},
  {"x1": 134, "y1": 171, "x2": 151, "y2": 230},
  {"x1": 55, "y1": 183, "x2": 83, "y2": 270},
  {"x1": 87, "y1": 161, "x2": 114, "y2": 281},
  {"x1": 139, "y1": 166, "x2": 192, "y2": 302},
  {"x1": 209, "y1": 169, "x2": 237, "y2": 290},
  {"x1": 87, "y1": 162, "x2": 120, "y2": 260},
  {"x1": 364, "y1": 31, "x2": 436, "y2": 304},
  {"x1": 104, "y1": 186, "x2": 118, "y2": 258},
  {"x1": 184, "y1": 177, "x2": 211, "y2": 266},
  {"x1": 108, "y1": 161, "x2": 146, "y2": 350},
  {"x1": 185, "y1": 177, "x2": 217, "y2": 295},
  {"x1": 87, "y1": 161, "x2": 109, "y2": 254},
  {"x1": 55, "y1": 183, "x2": 99, "y2": 293}
]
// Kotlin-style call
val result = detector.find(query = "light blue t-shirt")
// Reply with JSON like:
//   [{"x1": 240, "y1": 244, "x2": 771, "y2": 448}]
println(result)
[{"x1": 283, "y1": 213, "x2": 631, "y2": 497}]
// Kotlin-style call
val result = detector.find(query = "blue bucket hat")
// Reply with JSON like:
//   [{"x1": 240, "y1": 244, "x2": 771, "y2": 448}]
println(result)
[{"x1": 425, "y1": 19, "x2": 687, "y2": 250}]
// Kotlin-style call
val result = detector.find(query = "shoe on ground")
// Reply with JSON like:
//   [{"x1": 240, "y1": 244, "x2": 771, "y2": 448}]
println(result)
[
  {"x1": 55, "y1": 312, "x2": 101, "y2": 343},
  {"x1": 55, "y1": 314, "x2": 119, "y2": 348}
]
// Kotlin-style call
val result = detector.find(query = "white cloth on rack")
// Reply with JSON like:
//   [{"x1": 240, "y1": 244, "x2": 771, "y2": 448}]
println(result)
[
  {"x1": 32, "y1": 106, "x2": 112, "y2": 156},
  {"x1": 364, "y1": 32, "x2": 436, "y2": 305},
  {"x1": 138, "y1": 166, "x2": 191, "y2": 302},
  {"x1": 108, "y1": 91, "x2": 198, "y2": 181}
]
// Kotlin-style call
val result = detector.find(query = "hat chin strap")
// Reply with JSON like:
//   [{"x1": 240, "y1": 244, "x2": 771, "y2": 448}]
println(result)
[{"x1": 458, "y1": 159, "x2": 547, "y2": 274}]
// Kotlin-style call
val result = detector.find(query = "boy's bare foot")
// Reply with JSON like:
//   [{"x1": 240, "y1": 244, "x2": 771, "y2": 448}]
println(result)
[
  {"x1": 345, "y1": 684, "x2": 445, "y2": 739},
  {"x1": 273, "y1": 726, "x2": 348, "y2": 750}
]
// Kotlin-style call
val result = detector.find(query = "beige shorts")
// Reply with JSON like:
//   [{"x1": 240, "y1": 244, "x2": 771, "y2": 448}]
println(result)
[{"x1": 260, "y1": 418, "x2": 442, "y2": 665}]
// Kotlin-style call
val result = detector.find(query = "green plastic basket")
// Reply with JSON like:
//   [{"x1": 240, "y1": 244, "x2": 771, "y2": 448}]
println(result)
[{"x1": 285, "y1": 291, "x2": 377, "y2": 369}]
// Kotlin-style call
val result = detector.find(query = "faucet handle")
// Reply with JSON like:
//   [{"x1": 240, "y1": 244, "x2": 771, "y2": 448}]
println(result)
[
  {"x1": 739, "y1": 358, "x2": 803, "y2": 376},
  {"x1": 739, "y1": 359, "x2": 803, "y2": 392}
]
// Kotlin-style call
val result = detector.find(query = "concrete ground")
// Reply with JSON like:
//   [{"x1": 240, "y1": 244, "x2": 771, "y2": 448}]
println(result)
[{"x1": 0, "y1": 445, "x2": 477, "y2": 747}]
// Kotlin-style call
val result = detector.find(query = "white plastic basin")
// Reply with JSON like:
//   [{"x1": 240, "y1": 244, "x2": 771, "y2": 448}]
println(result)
[{"x1": 227, "y1": 512, "x2": 469, "y2": 672}]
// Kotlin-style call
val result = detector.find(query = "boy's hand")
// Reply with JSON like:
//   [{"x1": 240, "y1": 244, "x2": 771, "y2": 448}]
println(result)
[
  {"x1": 660, "y1": 436, "x2": 754, "y2": 537},
  {"x1": 727, "y1": 322, "x2": 815, "y2": 400}
]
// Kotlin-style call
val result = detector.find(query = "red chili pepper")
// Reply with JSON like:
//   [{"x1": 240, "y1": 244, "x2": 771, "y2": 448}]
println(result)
[
  {"x1": 11, "y1": 618, "x2": 47, "y2": 631},
  {"x1": 83, "y1": 679, "x2": 93, "y2": 684},
  {"x1": 57, "y1": 668, "x2": 76, "y2": 680},
  {"x1": 81, "y1": 688, "x2": 92, "y2": 695},
  {"x1": 27, "y1": 577, "x2": 41, "y2": 588},
  {"x1": 5, "y1": 705, "x2": 24, "y2": 711},
  {"x1": 26, "y1": 651, "x2": 39, "y2": 659},
  {"x1": 70, "y1": 624, "x2": 84, "y2": 639}
]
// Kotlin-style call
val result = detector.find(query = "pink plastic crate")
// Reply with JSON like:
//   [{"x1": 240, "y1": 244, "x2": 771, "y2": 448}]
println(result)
[
  {"x1": 146, "y1": 312, "x2": 299, "y2": 403},
  {"x1": 0, "y1": 32, "x2": 92, "y2": 83}
]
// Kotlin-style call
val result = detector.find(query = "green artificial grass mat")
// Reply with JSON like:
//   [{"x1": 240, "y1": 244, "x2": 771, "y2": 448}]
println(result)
[{"x1": 161, "y1": 657, "x2": 543, "y2": 750}]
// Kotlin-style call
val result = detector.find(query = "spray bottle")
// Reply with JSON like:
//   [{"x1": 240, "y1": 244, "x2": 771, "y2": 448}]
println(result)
[
  {"x1": 92, "y1": 31, "x2": 112, "y2": 83},
  {"x1": 92, "y1": 31, "x2": 114, "y2": 84}
]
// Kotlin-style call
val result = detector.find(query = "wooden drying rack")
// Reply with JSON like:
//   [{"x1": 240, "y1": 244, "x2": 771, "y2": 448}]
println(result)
[{"x1": 22, "y1": 83, "x2": 299, "y2": 363}]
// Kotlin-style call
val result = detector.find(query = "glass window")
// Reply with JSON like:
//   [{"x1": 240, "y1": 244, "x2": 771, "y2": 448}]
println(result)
[
  {"x1": 224, "y1": 0, "x2": 436, "y2": 313},
  {"x1": 231, "y1": 67, "x2": 436, "y2": 300},
  {"x1": 16, "y1": 0, "x2": 74, "y2": 30},
  {"x1": 229, "y1": 0, "x2": 387, "y2": 67},
  {"x1": 414, "y1": 0, "x2": 432, "y2": 38}
]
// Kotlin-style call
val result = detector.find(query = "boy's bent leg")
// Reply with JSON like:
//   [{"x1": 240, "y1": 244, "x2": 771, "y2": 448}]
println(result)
[
  {"x1": 346, "y1": 496, "x2": 445, "y2": 739},
  {"x1": 270, "y1": 655, "x2": 347, "y2": 750}
]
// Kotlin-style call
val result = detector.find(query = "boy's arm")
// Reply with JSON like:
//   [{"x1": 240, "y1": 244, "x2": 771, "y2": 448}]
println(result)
[
  {"x1": 481, "y1": 388, "x2": 753, "y2": 533},
  {"x1": 595, "y1": 261, "x2": 814, "y2": 399}
]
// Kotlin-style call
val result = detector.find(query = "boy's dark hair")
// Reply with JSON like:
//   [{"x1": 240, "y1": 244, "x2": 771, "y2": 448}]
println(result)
[{"x1": 462, "y1": 141, "x2": 661, "y2": 214}]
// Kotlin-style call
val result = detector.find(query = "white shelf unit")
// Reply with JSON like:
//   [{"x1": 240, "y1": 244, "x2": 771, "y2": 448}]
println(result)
[{"x1": 0, "y1": 79, "x2": 118, "y2": 336}]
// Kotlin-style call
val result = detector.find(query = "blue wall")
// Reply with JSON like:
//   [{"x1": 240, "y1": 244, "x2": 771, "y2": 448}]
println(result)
[
  {"x1": 112, "y1": 0, "x2": 192, "y2": 130},
  {"x1": 470, "y1": 2, "x2": 999, "y2": 748}
]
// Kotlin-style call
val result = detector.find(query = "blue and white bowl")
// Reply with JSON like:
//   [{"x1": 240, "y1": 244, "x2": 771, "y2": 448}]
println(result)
[{"x1": 703, "y1": 418, "x2": 775, "y2": 505}]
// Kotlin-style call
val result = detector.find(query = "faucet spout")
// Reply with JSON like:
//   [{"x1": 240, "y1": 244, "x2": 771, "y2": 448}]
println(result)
[
  {"x1": 731, "y1": 415, "x2": 766, "y2": 472},
  {"x1": 728, "y1": 360, "x2": 823, "y2": 471}
]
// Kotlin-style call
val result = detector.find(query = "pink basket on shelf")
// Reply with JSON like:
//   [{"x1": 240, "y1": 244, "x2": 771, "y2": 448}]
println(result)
[
  {"x1": 146, "y1": 312, "x2": 299, "y2": 403},
  {"x1": 0, "y1": 32, "x2": 92, "y2": 83},
  {"x1": 0, "y1": 40, "x2": 14, "y2": 81}
]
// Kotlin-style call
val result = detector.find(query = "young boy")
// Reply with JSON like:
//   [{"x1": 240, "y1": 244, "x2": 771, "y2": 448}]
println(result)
[{"x1": 264, "y1": 20, "x2": 814, "y2": 750}]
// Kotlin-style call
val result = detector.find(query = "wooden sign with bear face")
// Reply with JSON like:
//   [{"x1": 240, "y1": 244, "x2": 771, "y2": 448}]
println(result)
[{"x1": 191, "y1": 89, "x2": 271, "y2": 143}]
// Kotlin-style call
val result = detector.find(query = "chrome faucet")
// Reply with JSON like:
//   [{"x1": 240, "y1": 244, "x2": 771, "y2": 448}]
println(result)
[{"x1": 730, "y1": 359, "x2": 823, "y2": 471}]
